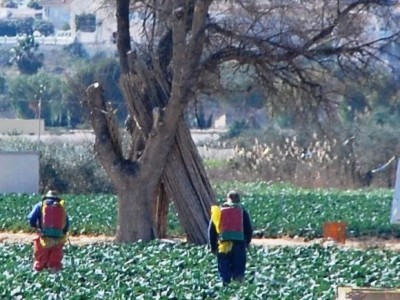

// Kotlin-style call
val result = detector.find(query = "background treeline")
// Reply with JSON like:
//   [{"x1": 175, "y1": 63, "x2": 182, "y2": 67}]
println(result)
[
  {"x1": 1, "y1": 35, "x2": 400, "y2": 131},
  {"x1": 0, "y1": 118, "x2": 398, "y2": 194},
  {"x1": 0, "y1": 35, "x2": 399, "y2": 191}
]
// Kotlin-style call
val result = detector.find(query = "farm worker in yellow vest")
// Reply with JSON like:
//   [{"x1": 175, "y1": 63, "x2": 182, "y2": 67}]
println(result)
[
  {"x1": 208, "y1": 190, "x2": 253, "y2": 285},
  {"x1": 27, "y1": 190, "x2": 70, "y2": 272}
]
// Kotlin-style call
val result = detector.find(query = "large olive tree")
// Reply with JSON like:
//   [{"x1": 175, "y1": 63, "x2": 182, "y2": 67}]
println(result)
[{"x1": 83, "y1": 0, "x2": 400, "y2": 243}]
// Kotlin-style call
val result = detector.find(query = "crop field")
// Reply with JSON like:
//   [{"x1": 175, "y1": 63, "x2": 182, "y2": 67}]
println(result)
[
  {"x1": 2, "y1": 241, "x2": 400, "y2": 299},
  {"x1": 1, "y1": 182, "x2": 397, "y2": 239},
  {"x1": 1, "y1": 182, "x2": 399, "y2": 299}
]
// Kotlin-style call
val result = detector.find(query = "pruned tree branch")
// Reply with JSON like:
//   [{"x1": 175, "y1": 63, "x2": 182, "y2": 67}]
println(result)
[{"x1": 84, "y1": 83, "x2": 139, "y2": 179}]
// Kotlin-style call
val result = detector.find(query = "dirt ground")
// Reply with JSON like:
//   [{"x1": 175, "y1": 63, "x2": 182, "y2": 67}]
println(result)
[
  {"x1": 2, "y1": 232, "x2": 400, "y2": 250},
  {"x1": 0, "y1": 232, "x2": 114, "y2": 245}
]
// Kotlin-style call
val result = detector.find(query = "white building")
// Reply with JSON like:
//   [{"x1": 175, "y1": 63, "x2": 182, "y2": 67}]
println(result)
[
  {"x1": 38, "y1": 0, "x2": 143, "y2": 51},
  {"x1": 40, "y1": 0, "x2": 71, "y2": 30}
]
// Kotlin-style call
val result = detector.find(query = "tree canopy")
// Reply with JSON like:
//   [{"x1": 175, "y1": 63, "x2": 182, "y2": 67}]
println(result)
[{"x1": 82, "y1": 0, "x2": 400, "y2": 244}]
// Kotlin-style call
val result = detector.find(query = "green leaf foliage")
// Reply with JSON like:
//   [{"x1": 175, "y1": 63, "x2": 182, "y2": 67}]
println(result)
[
  {"x1": 1, "y1": 241, "x2": 400, "y2": 299},
  {"x1": 8, "y1": 72, "x2": 65, "y2": 125},
  {"x1": 0, "y1": 194, "x2": 117, "y2": 235},
  {"x1": 0, "y1": 182, "x2": 398, "y2": 239},
  {"x1": 214, "y1": 182, "x2": 397, "y2": 239},
  {"x1": 0, "y1": 138, "x2": 114, "y2": 194}
]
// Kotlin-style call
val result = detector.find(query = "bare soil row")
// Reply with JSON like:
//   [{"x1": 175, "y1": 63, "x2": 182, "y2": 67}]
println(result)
[{"x1": 2, "y1": 232, "x2": 400, "y2": 250}]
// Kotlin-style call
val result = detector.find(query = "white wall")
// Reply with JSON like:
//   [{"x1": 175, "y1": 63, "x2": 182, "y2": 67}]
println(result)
[
  {"x1": 0, "y1": 151, "x2": 39, "y2": 194},
  {"x1": 0, "y1": 119, "x2": 44, "y2": 135},
  {"x1": 391, "y1": 160, "x2": 400, "y2": 224}
]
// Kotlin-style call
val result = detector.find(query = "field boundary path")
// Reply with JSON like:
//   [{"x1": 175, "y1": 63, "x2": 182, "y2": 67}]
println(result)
[{"x1": 2, "y1": 232, "x2": 400, "y2": 250}]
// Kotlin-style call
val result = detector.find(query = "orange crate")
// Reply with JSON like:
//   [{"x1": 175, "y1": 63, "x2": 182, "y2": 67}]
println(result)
[{"x1": 323, "y1": 221, "x2": 347, "y2": 244}]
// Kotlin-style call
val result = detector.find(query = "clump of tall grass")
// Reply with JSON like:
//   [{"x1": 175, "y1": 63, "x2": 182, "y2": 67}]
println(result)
[{"x1": 225, "y1": 122, "x2": 400, "y2": 189}]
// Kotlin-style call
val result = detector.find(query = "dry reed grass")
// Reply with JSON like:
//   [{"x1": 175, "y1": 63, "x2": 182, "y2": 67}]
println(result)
[{"x1": 211, "y1": 133, "x2": 398, "y2": 189}]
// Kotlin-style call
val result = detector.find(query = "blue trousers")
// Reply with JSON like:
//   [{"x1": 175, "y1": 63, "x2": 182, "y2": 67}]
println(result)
[{"x1": 217, "y1": 243, "x2": 247, "y2": 284}]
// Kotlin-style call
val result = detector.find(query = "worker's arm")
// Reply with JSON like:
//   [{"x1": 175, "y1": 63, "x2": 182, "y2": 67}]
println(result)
[
  {"x1": 63, "y1": 215, "x2": 70, "y2": 234},
  {"x1": 243, "y1": 209, "x2": 253, "y2": 247},
  {"x1": 27, "y1": 202, "x2": 41, "y2": 229},
  {"x1": 208, "y1": 220, "x2": 218, "y2": 254}
]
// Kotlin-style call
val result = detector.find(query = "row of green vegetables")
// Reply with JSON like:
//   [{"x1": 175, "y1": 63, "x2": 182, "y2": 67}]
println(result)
[
  {"x1": 1, "y1": 241, "x2": 400, "y2": 299},
  {"x1": 0, "y1": 181, "x2": 397, "y2": 238}
]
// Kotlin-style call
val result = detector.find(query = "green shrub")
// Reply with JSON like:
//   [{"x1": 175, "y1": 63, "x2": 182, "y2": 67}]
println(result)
[
  {"x1": 224, "y1": 119, "x2": 250, "y2": 138},
  {"x1": 63, "y1": 41, "x2": 88, "y2": 59},
  {"x1": 40, "y1": 142, "x2": 113, "y2": 194},
  {"x1": 27, "y1": 0, "x2": 42, "y2": 9},
  {"x1": 9, "y1": 34, "x2": 43, "y2": 75},
  {"x1": 0, "y1": 137, "x2": 113, "y2": 194},
  {"x1": 0, "y1": 20, "x2": 17, "y2": 36},
  {"x1": 33, "y1": 20, "x2": 54, "y2": 37}
]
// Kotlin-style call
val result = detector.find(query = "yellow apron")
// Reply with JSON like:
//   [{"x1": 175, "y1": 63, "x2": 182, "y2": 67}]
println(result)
[
  {"x1": 39, "y1": 236, "x2": 66, "y2": 248},
  {"x1": 211, "y1": 205, "x2": 233, "y2": 254}
]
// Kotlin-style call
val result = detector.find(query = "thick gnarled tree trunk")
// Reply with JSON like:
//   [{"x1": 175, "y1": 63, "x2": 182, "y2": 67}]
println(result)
[
  {"x1": 163, "y1": 122, "x2": 215, "y2": 242},
  {"x1": 119, "y1": 52, "x2": 215, "y2": 243},
  {"x1": 117, "y1": 179, "x2": 155, "y2": 241},
  {"x1": 85, "y1": 76, "x2": 215, "y2": 243},
  {"x1": 153, "y1": 183, "x2": 169, "y2": 239},
  {"x1": 83, "y1": 0, "x2": 215, "y2": 244}
]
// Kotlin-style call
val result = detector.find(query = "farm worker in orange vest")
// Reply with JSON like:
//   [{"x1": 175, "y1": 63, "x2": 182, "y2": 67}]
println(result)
[
  {"x1": 27, "y1": 190, "x2": 70, "y2": 272},
  {"x1": 208, "y1": 190, "x2": 253, "y2": 285}
]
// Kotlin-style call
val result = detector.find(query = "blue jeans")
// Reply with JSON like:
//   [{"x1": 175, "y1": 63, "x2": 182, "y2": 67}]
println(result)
[{"x1": 217, "y1": 243, "x2": 247, "y2": 284}]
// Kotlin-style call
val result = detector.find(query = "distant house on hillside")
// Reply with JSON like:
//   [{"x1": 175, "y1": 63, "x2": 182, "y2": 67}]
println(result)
[
  {"x1": 39, "y1": 0, "x2": 119, "y2": 50},
  {"x1": 40, "y1": 0, "x2": 72, "y2": 30},
  {"x1": 69, "y1": 0, "x2": 114, "y2": 46},
  {"x1": 26, "y1": 1, "x2": 400, "y2": 65},
  {"x1": 68, "y1": 0, "x2": 144, "y2": 47},
  {"x1": 0, "y1": 7, "x2": 40, "y2": 20}
]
